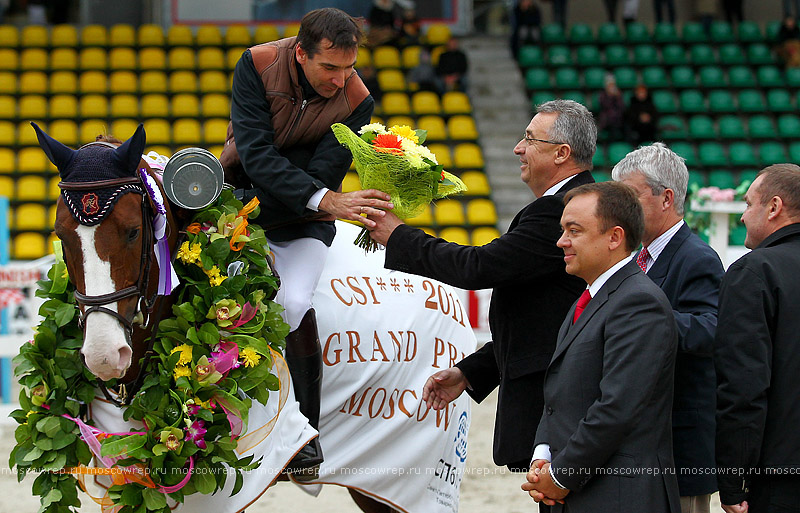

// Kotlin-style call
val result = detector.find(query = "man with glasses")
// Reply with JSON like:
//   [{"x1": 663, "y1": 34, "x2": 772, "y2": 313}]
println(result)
[{"x1": 367, "y1": 100, "x2": 596, "y2": 478}]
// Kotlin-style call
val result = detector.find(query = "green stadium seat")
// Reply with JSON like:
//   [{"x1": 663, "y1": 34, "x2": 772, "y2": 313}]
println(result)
[
  {"x1": 661, "y1": 44, "x2": 686, "y2": 65},
  {"x1": 689, "y1": 115, "x2": 715, "y2": 139},
  {"x1": 729, "y1": 141, "x2": 758, "y2": 166},
  {"x1": 561, "y1": 90, "x2": 586, "y2": 105},
  {"x1": 671, "y1": 141, "x2": 698, "y2": 167},
  {"x1": 708, "y1": 89, "x2": 736, "y2": 112},
  {"x1": 583, "y1": 67, "x2": 606, "y2": 89},
  {"x1": 547, "y1": 45, "x2": 571, "y2": 66},
  {"x1": 671, "y1": 66, "x2": 696, "y2": 88},
  {"x1": 679, "y1": 89, "x2": 706, "y2": 113},
  {"x1": 652, "y1": 90, "x2": 677, "y2": 113},
  {"x1": 766, "y1": 21, "x2": 782, "y2": 43},
  {"x1": 576, "y1": 45, "x2": 601, "y2": 67},
  {"x1": 554, "y1": 67, "x2": 581, "y2": 89},
  {"x1": 642, "y1": 66, "x2": 669, "y2": 88},
  {"x1": 718, "y1": 115, "x2": 746, "y2": 139},
  {"x1": 708, "y1": 169, "x2": 736, "y2": 188},
  {"x1": 690, "y1": 44, "x2": 716, "y2": 65},
  {"x1": 759, "y1": 141, "x2": 788, "y2": 165},
  {"x1": 737, "y1": 21, "x2": 762, "y2": 43},
  {"x1": 688, "y1": 171, "x2": 708, "y2": 189},
  {"x1": 747, "y1": 43, "x2": 775, "y2": 65},
  {"x1": 541, "y1": 23, "x2": 567, "y2": 44},
  {"x1": 654, "y1": 23, "x2": 679, "y2": 44},
  {"x1": 531, "y1": 91, "x2": 556, "y2": 108},
  {"x1": 699, "y1": 66, "x2": 726, "y2": 88},
  {"x1": 748, "y1": 115, "x2": 777, "y2": 138},
  {"x1": 614, "y1": 67, "x2": 638, "y2": 89},
  {"x1": 738, "y1": 89, "x2": 765, "y2": 112},
  {"x1": 658, "y1": 115, "x2": 687, "y2": 139},
  {"x1": 633, "y1": 45, "x2": 659, "y2": 66},
  {"x1": 682, "y1": 22, "x2": 708, "y2": 43},
  {"x1": 757, "y1": 66, "x2": 784, "y2": 87},
  {"x1": 777, "y1": 114, "x2": 800, "y2": 138},
  {"x1": 594, "y1": 171, "x2": 612, "y2": 182},
  {"x1": 767, "y1": 89, "x2": 794, "y2": 112},
  {"x1": 739, "y1": 169, "x2": 759, "y2": 184},
  {"x1": 789, "y1": 141, "x2": 800, "y2": 162},
  {"x1": 597, "y1": 23, "x2": 623, "y2": 44},
  {"x1": 699, "y1": 143, "x2": 728, "y2": 167},
  {"x1": 719, "y1": 44, "x2": 746, "y2": 65},
  {"x1": 605, "y1": 44, "x2": 630, "y2": 66},
  {"x1": 626, "y1": 23, "x2": 651, "y2": 44},
  {"x1": 592, "y1": 145, "x2": 607, "y2": 167},
  {"x1": 569, "y1": 23, "x2": 594, "y2": 44},
  {"x1": 729, "y1": 66, "x2": 757, "y2": 88},
  {"x1": 729, "y1": 224, "x2": 747, "y2": 246},
  {"x1": 518, "y1": 45, "x2": 543, "y2": 68},
  {"x1": 786, "y1": 68, "x2": 800, "y2": 87},
  {"x1": 710, "y1": 21, "x2": 735, "y2": 43},
  {"x1": 608, "y1": 141, "x2": 634, "y2": 164},
  {"x1": 525, "y1": 68, "x2": 551, "y2": 90}
]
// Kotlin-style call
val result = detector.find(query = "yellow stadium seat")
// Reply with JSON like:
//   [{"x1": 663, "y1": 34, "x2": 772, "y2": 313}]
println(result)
[
  {"x1": 48, "y1": 95, "x2": 78, "y2": 119},
  {"x1": 51, "y1": 25, "x2": 78, "y2": 47},
  {"x1": 21, "y1": 25, "x2": 48, "y2": 47},
  {"x1": 49, "y1": 119, "x2": 78, "y2": 147},
  {"x1": 206, "y1": 145, "x2": 224, "y2": 159},
  {"x1": 442, "y1": 91, "x2": 472, "y2": 115},
  {"x1": 0, "y1": 48, "x2": 17, "y2": 71},
  {"x1": 254, "y1": 24, "x2": 280, "y2": 43},
  {"x1": 79, "y1": 47, "x2": 108, "y2": 71},
  {"x1": 201, "y1": 94, "x2": 229, "y2": 118},
  {"x1": 448, "y1": 115, "x2": 478, "y2": 140},
  {"x1": 471, "y1": 226, "x2": 500, "y2": 245},
  {"x1": 46, "y1": 233, "x2": 57, "y2": 254},
  {"x1": 79, "y1": 119, "x2": 108, "y2": 144},
  {"x1": 412, "y1": 91, "x2": 441, "y2": 115},
  {"x1": 434, "y1": 199, "x2": 465, "y2": 226},
  {"x1": 385, "y1": 115, "x2": 415, "y2": 128},
  {"x1": 439, "y1": 227, "x2": 470, "y2": 245},
  {"x1": 139, "y1": 70, "x2": 167, "y2": 94},
  {"x1": 17, "y1": 147, "x2": 49, "y2": 174},
  {"x1": 20, "y1": 48, "x2": 47, "y2": 71},
  {"x1": 110, "y1": 119, "x2": 139, "y2": 140},
  {"x1": 48, "y1": 71, "x2": 77, "y2": 95},
  {"x1": 167, "y1": 25, "x2": 193, "y2": 46},
  {"x1": 370, "y1": 115, "x2": 384, "y2": 125},
  {"x1": 139, "y1": 47, "x2": 166, "y2": 70},
  {"x1": 460, "y1": 171, "x2": 491, "y2": 195},
  {"x1": 198, "y1": 47, "x2": 226, "y2": 70},
  {"x1": 168, "y1": 47, "x2": 195, "y2": 70},
  {"x1": 402, "y1": 46, "x2": 421, "y2": 69},
  {"x1": 0, "y1": 175, "x2": 12, "y2": 195},
  {"x1": 173, "y1": 119, "x2": 202, "y2": 146},
  {"x1": 48, "y1": 203, "x2": 57, "y2": 225},
  {"x1": 406, "y1": 204, "x2": 433, "y2": 226},
  {"x1": 428, "y1": 143, "x2": 452, "y2": 168},
  {"x1": 0, "y1": 71, "x2": 15, "y2": 94},
  {"x1": 227, "y1": 47, "x2": 246, "y2": 70},
  {"x1": 0, "y1": 148, "x2": 14, "y2": 173},
  {"x1": 79, "y1": 95, "x2": 109, "y2": 119},
  {"x1": 425, "y1": 24, "x2": 452, "y2": 46},
  {"x1": 171, "y1": 94, "x2": 199, "y2": 117},
  {"x1": 372, "y1": 46, "x2": 401, "y2": 69},
  {"x1": 417, "y1": 115, "x2": 447, "y2": 141},
  {"x1": 12, "y1": 232, "x2": 47, "y2": 260},
  {"x1": 199, "y1": 70, "x2": 229, "y2": 93},
  {"x1": 454, "y1": 143, "x2": 485, "y2": 169},
  {"x1": 109, "y1": 24, "x2": 136, "y2": 47},
  {"x1": 225, "y1": 25, "x2": 251, "y2": 47},
  {"x1": 169, "y1": 71, "x2": 197, "y2": 93},
  {"x1": 0, "y1": 95, "x2": 15, "y2": 119},
  {"x1": 81, "y1": 25, "x2": 107, "y2": 47},
  {"x1": 357, "y1": 47, "x2": 371, "y2": 68},
  {"x1": 197, "y1": 25, "x2": 222, "y2": 46},
  {"x1": 381, "y1": 92, "x2": 411, "y2": 116},
  {"x1": 141, "y1": 94, "x2": 169, "y2": 118},
  {"x1": 17, "y1": 121, "x2": 43, "y2": 146},
  {"x1": 144, "y1": 119, "x2": 171, "y2": 145},
  {"x1": 283, "y1": 23, "x2": 301, "y2": 38},
  {"x1": 147, "y1": 145, "x2": 172, "y2": 158},
  {"x1": 377, "y1": 69, "x2": 407, "y2": 92},
  {"x1": 341, "y1": 172, "x2": 361, "y2": 193},
  {"x1": 108, "y1": 47, "x2": 137, "y2": 70},
  {"x1": 0, "y1": 120, "x2": 13, "y2": 146},
  {"x1": 467, "y1": 198, "x2": 498, "y2": 226},
  {"x1": 202, "y1": 118, "x2": 229, "y2": 145},
  {"x1": 79, "y1": 70, "x2": 108, "y2": 94},
  {"x1": 14, "y1": 203, "x2": 47, "y2": 230},
  {"x1": 137, "y1": 24, "x2": 164, "y2": 47},
  {"x1": 110, "y1": 94, "x2": 139, "y2": 118},
  {"x1": 19, "y1": 95, "x2": 47, "y2": 120},
  {"x1": 109, "y1": 71, "x2": 139, "y2": 94},
  {"x1": 0, "y1": 25, "x2": 19, "y2": 47},
  {"x1": 19, "y1": 71, "x2": 47, "y2": 95},
  {"x1": 48, "y1": 176, "x2": 61, "y2": 200}
]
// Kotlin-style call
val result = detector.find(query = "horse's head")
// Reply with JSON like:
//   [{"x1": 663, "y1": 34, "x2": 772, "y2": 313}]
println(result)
[{"x1": 35, "y1": 123, "x2": 152, "y2": 381}]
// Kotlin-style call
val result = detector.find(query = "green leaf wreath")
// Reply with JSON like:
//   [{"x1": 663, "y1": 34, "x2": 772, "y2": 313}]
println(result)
[{"x1": 9, "y1": 189, "x2": 290, "y2": 513}]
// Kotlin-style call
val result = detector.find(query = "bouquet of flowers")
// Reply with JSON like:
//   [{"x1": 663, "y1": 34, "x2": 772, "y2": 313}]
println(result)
[{"x1": 332, "y1": 122, "x2": 467, "y2": 251}]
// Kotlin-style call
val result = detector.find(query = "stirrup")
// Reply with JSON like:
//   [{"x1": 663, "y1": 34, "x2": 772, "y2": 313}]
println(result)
[{"x1": 286, "y1": 437, "x2": 323, "y2": 482}]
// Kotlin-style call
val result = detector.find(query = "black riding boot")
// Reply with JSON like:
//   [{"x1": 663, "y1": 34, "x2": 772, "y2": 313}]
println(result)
[{"x1": 284, "y1": 308, "x2": 324, "y2": 481}]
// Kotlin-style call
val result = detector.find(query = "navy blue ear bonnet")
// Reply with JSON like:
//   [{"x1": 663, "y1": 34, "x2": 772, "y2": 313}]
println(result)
[{"x1": 32, "y1": 122, "x2": 147, "y2": 226}]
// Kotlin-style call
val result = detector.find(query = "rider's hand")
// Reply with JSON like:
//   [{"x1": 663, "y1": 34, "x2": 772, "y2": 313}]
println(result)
[
  {"x1": 318, "y1": 189, "x2": 393, "y2": 228},
  {"x1": 422, "y1": 367, "x2": 469, "y2": 410},
  {"x1": 366, "y1": 210, "x2": 404, "y2": 246}
]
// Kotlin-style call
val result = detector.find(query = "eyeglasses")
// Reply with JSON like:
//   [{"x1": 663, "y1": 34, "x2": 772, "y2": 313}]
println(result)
[{"x1": 523, "y1": 134, "x2": 567, "y2": 146}]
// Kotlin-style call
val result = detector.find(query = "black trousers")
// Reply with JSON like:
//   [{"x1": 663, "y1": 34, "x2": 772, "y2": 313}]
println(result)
[{"x1": 750, "y1": 476, "x2": 800, "y2": 513}]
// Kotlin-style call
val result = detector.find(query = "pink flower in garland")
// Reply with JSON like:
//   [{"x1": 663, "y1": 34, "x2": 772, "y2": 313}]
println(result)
[{"x1": 185, "y1": 420, "x2": 208, "y2": 449}]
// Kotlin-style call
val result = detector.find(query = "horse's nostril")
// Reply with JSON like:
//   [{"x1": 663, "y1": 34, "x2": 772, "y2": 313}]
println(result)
[{"x1": 118, "y1": 344, "x2": 133, "y2": 371}]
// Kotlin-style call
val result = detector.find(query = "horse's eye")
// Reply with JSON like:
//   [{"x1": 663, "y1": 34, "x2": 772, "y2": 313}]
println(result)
[{"x1": 127, "y1": 228, "x2": 140, "y2": 243}]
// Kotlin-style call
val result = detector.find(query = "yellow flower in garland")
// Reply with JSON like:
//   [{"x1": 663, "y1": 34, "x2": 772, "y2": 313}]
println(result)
[
  {"x1": 204, "y1": 266, "x2": 227, "y2": 287},
  {"x1": 390, "y1": 125, "x2": 419, "y2": 144},
  {"x1": 171, "y1": 344, "x2": 193, "y2": 365},
  {"x1": 173, "y1": 365, "x2": 191, "y2": 380},
  {"x1": 240, "y1": 347, "x2": 261, "y2": 368},
  {"x1": 177, "y1": 241, "x2": 202, "y2": 265}
]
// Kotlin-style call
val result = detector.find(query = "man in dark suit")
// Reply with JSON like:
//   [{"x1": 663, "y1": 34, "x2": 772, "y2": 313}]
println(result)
[
  {"x1": 612, "y1": 143, "x2": 723, "y2": 513},
  {"x1": 524, "y1": 182, "x2": 680, "y2": 512},
  {"x1": 715, "y1": 164, "x2": 800, "y2": 513},
  {"x1": 367, "y1": 99, "x2": 596, "y2": 471}
]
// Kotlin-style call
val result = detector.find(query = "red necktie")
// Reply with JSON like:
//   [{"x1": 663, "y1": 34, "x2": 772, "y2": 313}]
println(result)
[
  {"x1": 573, "y1": 289, "x2": 592, "y2": 323},
  {"x1": 636, "y1": 247, "x2": 650, "y2": 273}
]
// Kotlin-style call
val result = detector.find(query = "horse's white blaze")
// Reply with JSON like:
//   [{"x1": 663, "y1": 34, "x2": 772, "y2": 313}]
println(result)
[{"x1": 76, "y1": 225, "x2": 131, "y2": 381}]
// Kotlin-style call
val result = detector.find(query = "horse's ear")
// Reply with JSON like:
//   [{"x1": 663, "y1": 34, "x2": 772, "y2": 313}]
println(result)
[
  {"x1": 31, "y1": 121, "x2": 77, "y2": 178},
  {"x1": 114, "y1": 124, "x2": 147, "y2": 173}
]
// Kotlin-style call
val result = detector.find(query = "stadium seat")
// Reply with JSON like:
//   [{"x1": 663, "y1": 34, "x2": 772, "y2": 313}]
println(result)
[
  {"x1": 79, "y1": 94, "x2": 109, "y2": 119},
  {"x1": 16, "y1": 120, "x2": 43, "y2": 147},
  {"x1": 670, "y1": 66, "x2": 696, "y2": 88},
  {"x1": 171, "y1": 94, "x2": 200, "y2": 118},
  {"x1": 583, "y1": 67, "x2": 606, "y2": 89},
  {"x1": 14, "y1": 203, "x2": 47, "y2": 230},
  {"x1": 49, "y1": 119, "x2": 78, "y2": 147},
  {"x1": 12, "y1": 233, "x2": 46, "y2": 260},
  {"x1": 137, "y1": 24, "x2": 164, "y2": 46},
  {"x1": 786, "y1": 68, "x2": 800, "y2": 87},
  {"x1": 372, "y1": 46, "x2": 401, "y2": 69},
  {"x1": 79, "y1": 47, "x2": 108, "y2": 71},
  {"x1": 708, "y1": 89, "x2": 736, "y2": 113},
  {"x1": 201, "y1": 94, "x2": 229, "y2": 118},
  {"x1": 202, "y1": 118, "x2": 229, "y2": 145},
  {"x1": 417, "y1": 115, "x2": 447, "y2": 141},
  {"x1": 789, "y1": 142, "x2": 800, "y2": 162},
  {"x1": 757, "y1": 65, "x2": 784, "y2": 87},
  {"x1": 173, "y1": 118, "x2": 202, "y2": 146},
  {"x1": 109, "y1": 47, "x2": 137, "y2": 70},
  {"x1": 79, "y1": 119, "x2": 108, "y2": 143},
  {"x1": 454, "y1": 143, "x2": 484, "y2": 169},
  {"x1": 626, "y1": 23, "x2": 650, "y2": 44},
  {"x1": 18, "y1": 71, "x2": 46, "y2": 95},
  {"x1": 777, "y1": 114, "x2": 800, "y2": 138},
  {"x1": 592, "y1": 145, "x2": 607, "y2": 168},
  {"x1": 19, "y1": 95, "x2": 47, "y2": 119},
  {"x1": 109, "y1": 24, "x2": 136, "y2": 46},
  {"x1": 168, "y1": 47, "x2": 196, "y2": 70},
  {"x1": 425, "y1": 24, "x2": 451, "y2": 45},
  {"x1": 18, "y1": 147, "x2": 50, "y2": 173},
  {"x1": 0, "y1": 49, "x2": 17, "y2": 72},
  {"x1": 447, "y1": 115, "x2": 478, "y2": 140},
  {"x1": 738, "y1": 89, "x2": 765, "y2": 112},
  {"x1": 341, "y1": 172, "x2": 360, "y2": 193},
  {"x1": 377, "y1": 69, "x2": 407, "y2": 92},
  {"x1": 517, "y1": 45, "x2": 543, "y2": 69},
  {"x1": 143, "y1": 118, "x2": 171, "y2": 145},
  {"x1": 81, "y1": 24, "x2": 107, "y2": 46},
  {"x1": 167, "y1": 25, "x2": 193, "y2": 46},
  {"x1": 718, "y1": 116, "x2": 746, "y2": 139},
  {"x1": 471, "y1": 227, "x2": 501, "y2": 246},
  {"x1": 670, "y1": 141, "x2": 698, "y2": 167},
  {"x1": 0, "y1": 121, "x2": 13, "y2": 146},
  {"x1": 708, "y1": 169, "x2": 736, "y2": 189},
  {"x1": 737, "y1": 21, "x2": 762, "y2": 42},
  {"x1": 759, "y1": 141, "x2": 787, "y2": 165},
  {"x1": 0, "y1": 71, "x2": 15, "y2": 95},
  {"x1": 719, "y1": 44, "x2": 746, "y2": 65},
  {"x1": 654, "y1": 23, "x2": 679, "y2": 44},
  {"x1": 169, "y1": 71, "x2": 198, "y2": 93},
  {"x1": 767, "y1": 89, "x2": 794, "y2": 112},
  {"x1": 698, "y1": 142, "x2": 728, "y2": 167},
  {"x1": 406, "y1": 205, "x2": 432, "y2": 226},
  {"x1": 196, "y1": 25, "x2": 222, "y2": 46},
  {"x1": 412, "y1": 91, "x2": 441, "y2": 115},
  {"x1": 442, "y1": 92, "x2": 472, "y2": 115},
  {"x1": 227, "y1": 47, "x2": 246, "y2": 70},
  {"x1": 109, "y1": 71, "x2": 139, "y2": 94},
  {"x1": 20, "y1": 48, "x2": 47, "y2": 71},
  {"x1": 633, "y1": 45, "x2": 658, "y2": 66},
  {"x1": 739, "y1": 170, "x2": 759, "y2": 184},
  {"x1": 748, "y1": 115, "x2": 777, "y2": 138},
  {"x1": 79, "y1": 70, "x2": 108, "y2": 94},
  {"x1": 0, "y1": 175, "x2": 11, "y2": 196},
  {"x1": 652, "y1": 90, "x2": 677, "y2": 113},
  {"x1": 428, "y1": 143, "x2": 452, "y2": 168},
  {"x1": 613, "y1": 67, "x2": 637, "y2": 88},
  {"x1": 47, "y1": 176, "x2": 61, "y2": 200},
  {"x1": 661, "y1": 44, "x2": 686, "y2": 65},
  {"x1": 658, "y1": 115, "x2": 687, "y2": 140},
  {"x1": 385, "y1": 117, "x2": 415, "y2": 131},
  {"x1": 679, "y1": 89, "x2": 705, "y2": 113},
  {"x1": 225, "y1": 25, "x2": 251, "y2": 47},
  {"x1": 50, "y1": 48, "x2": 78, "y2": 71},
  {"x1": 525, "y1": 68, "x2": 551, "y2": 90},
  {"x1": 598, "y1": 23, "x2": 623, "y2": 44},
  {"x1": 48, "y1": 95, "x2": 77, "y2": 119},
  {"x1": 574, "y1": 45, "x2": 601, "y2": 68},
  {"x1": 141, "y1": 94, "x2": 169, "y2": 118},
  {"x1": 690, "y1": 44, "x2": 716, "y2": 66},
  {"x1": 682, "y1": 22, "x2": 708, "y2": 43},
  {"x1": 460, "y1": 171, "x2": 491, "y2": 195},
  {"x1": 198, "y1": 47, "x2": 226, "y2": 70},
  {"x1": 711, "y1": 21, "x2": 735, "y2": 43},
  {"x1": 605, "y1": 44, "x2": 630, "y2": 66},
  {"x1": 21, "y1": 25, "x2": 48, "y2": 47},
  {"x1": 569, "y1": 23, "x2": 594, "y2": 44},
  {"x1": 728, "y1": 66, "x2": 757, "y2": 88},
  {"x1": 0, "y1": 95, "x2": 14, "y2": 120},
  {"x1": 547, "y1": 45, "x2": 571, "y2": 66},
  {"x1": 110, "y1": 94, "x2": 139, "y2": 118},
  {"x1": 0, "y1": 25, "x2": 18, "y2": 47},
  {"x1": 140, "y1": 47, "x2": 167, "y2": 70},
  {"x1": 699, "y1": 66, "x2": 725, "y2": 88},
  {"x1": 608, "y1": 142, "x2": 634, "y2": 165},
  {"x1": 381, "y1": 92, "x2": 411, "y2": 116},
  {"x1": 554, "y1": 67, "x2": 581, "y2": 89},
  {"x1": 747, "y1": 43, "x2": 775, "y2": 65},
  {"x1": 541, "y1": 23, "x2": 567, "y2": 44},
  {"x1": 689, "y1": 115, "x2": 715, "y2": 139},
  {"x1": 253, "y1": 24, "x2": 280, "y2": 43},
  {"x1": 199, "y1": 71, "x2": 229, "y2": 93},
  {"x1": 438, "y1": 227, "x2": 470, "y2": 245},
  {"x1": 729, "y1": 141, "x2": 758, "y2": 166},
  {"x1": 466, "y1": 198, "x2": 498, "y2": 226},
  {"x1": 434, "y1": 199, "x2": 465, "y2": 226}
]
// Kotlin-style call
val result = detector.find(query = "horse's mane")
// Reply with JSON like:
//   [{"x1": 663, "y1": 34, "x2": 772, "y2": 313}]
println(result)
[{"x1": 95, "y1": 134, "x2": 123, "y2": 145}]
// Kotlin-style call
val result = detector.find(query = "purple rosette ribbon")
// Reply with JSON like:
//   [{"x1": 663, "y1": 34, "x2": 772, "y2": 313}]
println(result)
[{"x1": 140, "y1": 168, "x2": 179, "y2": 295}]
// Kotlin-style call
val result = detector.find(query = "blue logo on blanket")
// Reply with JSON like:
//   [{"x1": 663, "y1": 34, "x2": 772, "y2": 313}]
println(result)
[{"x1": 454, "y1": 411, "x2": 468, "y2": 463}]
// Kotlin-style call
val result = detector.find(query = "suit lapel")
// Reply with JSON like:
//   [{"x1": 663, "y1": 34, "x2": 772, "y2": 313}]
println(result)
[{"x1": 644, "y1": 223, "x2": 691, "y2": 287}]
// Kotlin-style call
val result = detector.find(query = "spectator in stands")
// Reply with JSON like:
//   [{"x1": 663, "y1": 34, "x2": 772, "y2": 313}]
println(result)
[
  {"x1": 358, "y1": 65, "x2": 383, "y2": 104},
  {"x1": 367, "y1": 0, "x2": 400, "y2": 47},
  {"x1": 407, "y1": 48, "x2": 441, "y2": 94},
  {"x1": 366, "y1": 100, "x2": 596, "y2": 480},
  {"x1": 722, "y1": 0, "x2": 744, "y2": 25},
  {"x1": 398, "y1": 7, "x2": 422, "y2": 46},
  {"x1": 613, "y1": 143, "x2": 724, "y2": 513},
  {"x1": 550, "y1": 0, "x2": 568, "y2": 28},
  {"x1": 625, "y1": 84, "x2": 659, "y2": 146},
  {"x1": 436, "y1": 37, "x2": 469, "y2": 92},
  {"x1": 653, "y1": 0, "x2": 676, "y2": 24},
  {"x1": 510, "y1": 0, "x2": 541, "y2": 60},
  {"x1": 784, "y1": 0, "x2": 800, "y2": 18},
  {"x1": 598, "y1": 74, "x2": 625, "y2": 142},
  {"x1": 777, "y1": 16, "x2": 800, "y2": 68}
]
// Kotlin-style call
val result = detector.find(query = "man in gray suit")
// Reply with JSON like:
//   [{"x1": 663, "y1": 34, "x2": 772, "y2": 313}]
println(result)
[{"x1": 523, "y1": 182, "x2": 680, "y2": 512}]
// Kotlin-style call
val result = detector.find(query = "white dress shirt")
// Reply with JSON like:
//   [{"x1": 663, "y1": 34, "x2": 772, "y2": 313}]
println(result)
[{"x1": 638, "y1": 220, "x2": 684, "y2": 272}]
